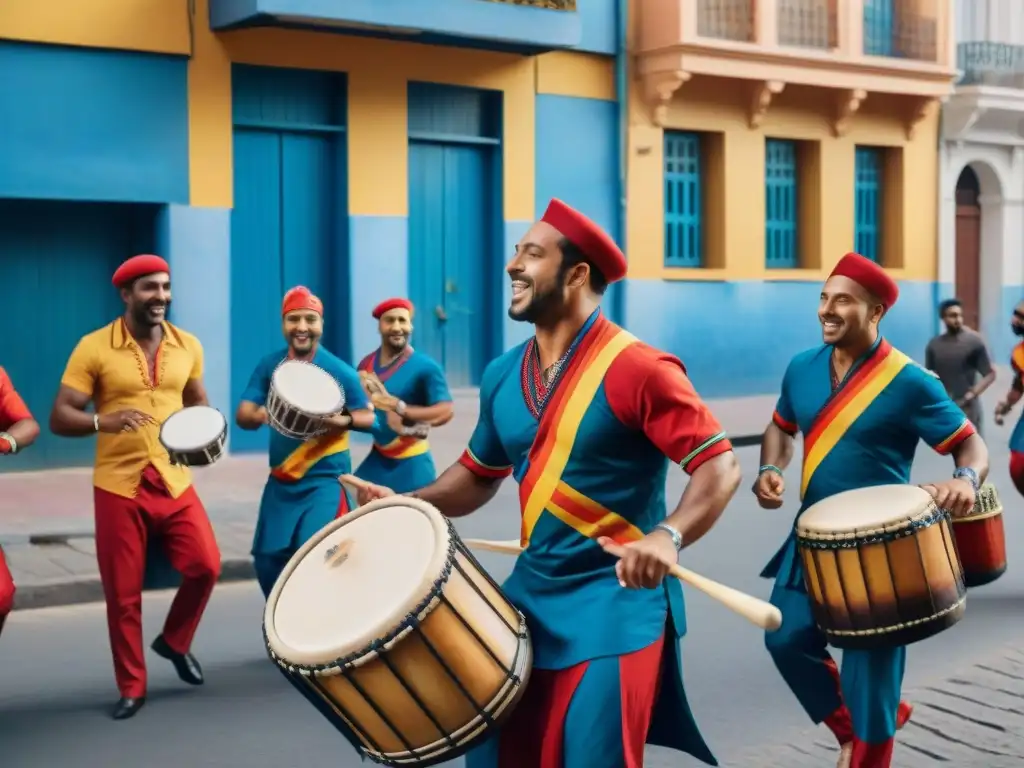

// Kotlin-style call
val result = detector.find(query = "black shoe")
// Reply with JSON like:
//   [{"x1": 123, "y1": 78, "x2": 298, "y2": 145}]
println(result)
[
  {"x1": 151, "y1": 634, "x2": 204, "y2": 686},
  {"x1": 112, "y1": 696, "x2": 146, "y2": 720}
]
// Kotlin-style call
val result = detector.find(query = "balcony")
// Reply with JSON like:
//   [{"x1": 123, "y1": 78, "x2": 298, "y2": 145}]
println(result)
[
  {"x1": 636, "y1": 0, "x2": 957, "y2": 136},
  {"x1": 943, "y1": 42, "x2": 1024, "y2": 142},
  {"x1": 208, "y1": 0, "x2": 581, "y2": 54}
]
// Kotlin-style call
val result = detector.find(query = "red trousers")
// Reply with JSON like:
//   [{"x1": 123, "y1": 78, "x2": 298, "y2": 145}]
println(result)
[
  {"x1": 0, "y1": 544, "x2": 15, "y2": 638},
  {"x1": 94, "y1": 466, "x2": 221, "y2": 698}
]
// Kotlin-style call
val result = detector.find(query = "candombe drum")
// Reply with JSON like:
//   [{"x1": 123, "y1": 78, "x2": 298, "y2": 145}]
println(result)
[
  {"x1": 263, "y1": 497, "x2": 533, "y2": 766},
  {"x1": 266, "y1": 359, "x2": 345, "y2": 440},
  {"x1": 159, "y1": 406, "x2": 228, "y2": 466},
  {"x1": 951, "y1": 482, "x2": 1007, "y2": 588},
  {"x1": 795, "y1": 484, "x2": 966, "y2": 650}
]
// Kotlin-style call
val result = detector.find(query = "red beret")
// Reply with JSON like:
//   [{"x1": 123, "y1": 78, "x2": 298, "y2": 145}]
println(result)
[
  {"x1": 282, "y1": 286, "x2": 323, "y2": 317},
  {"x1": 540, "y1": 199, "x2": 627, "y2": 284},
  {"x1": 372, "y1": 298, "x2": 414, "y2": 319},
  {"x1": 112, "y1": 254, "x2": 170, "y2": 288},
  {"x1": 829, "y1": 252, "x2": 899, "y2": 310}
]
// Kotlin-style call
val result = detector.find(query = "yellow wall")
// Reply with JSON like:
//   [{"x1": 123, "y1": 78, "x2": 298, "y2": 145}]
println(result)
[{"x1": 627, "y1": 78, "x2": 940, "y2": 283}]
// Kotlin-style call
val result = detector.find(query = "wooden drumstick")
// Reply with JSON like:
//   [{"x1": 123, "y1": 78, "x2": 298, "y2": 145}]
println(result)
[
  {"x1": 339, "y1": 473, "x2": 373, "y2": 494},
  {"x1": 462, "y1": 537, "x2": 783, "y2": 633}
]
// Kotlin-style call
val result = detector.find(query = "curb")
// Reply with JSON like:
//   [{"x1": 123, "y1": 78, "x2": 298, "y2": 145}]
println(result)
[
  {"x1": 11, "y1": 558, "x2": 257, "y2": 612},
  {"x1": 8, "y1": 434, "x2": 764, "y2": 613}
]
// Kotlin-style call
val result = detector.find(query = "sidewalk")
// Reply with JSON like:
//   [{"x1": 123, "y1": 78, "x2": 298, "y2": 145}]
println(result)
[
  {"x1": 0, "y1": 392, "x2": 776, "y2": 611},
  {"x1": 725, "y1": 643, "x2": 1024, "y2": 767}
]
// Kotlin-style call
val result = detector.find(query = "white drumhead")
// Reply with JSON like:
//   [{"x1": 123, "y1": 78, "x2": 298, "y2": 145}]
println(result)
[
  {"x1": 160, "y1": 406, "x2": 226, "y2": 451},
  {"x1": 798, "y1": 484, "x2": 935, "y2": 533},
  {"x1": 272, "y1": 360, "x2": 344, "y2": 415},
  {"x1": 265, "y1": 497, "x2": 452, "y2": 668}
]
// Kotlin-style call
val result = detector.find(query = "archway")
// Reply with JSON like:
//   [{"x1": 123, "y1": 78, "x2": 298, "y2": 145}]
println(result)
[{"x1": 954, "y1": 166, "x2": 981, "y2": 331}]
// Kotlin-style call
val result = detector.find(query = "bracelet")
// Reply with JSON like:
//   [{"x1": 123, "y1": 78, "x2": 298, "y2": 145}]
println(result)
[
  {"x1": 953, "y1": 467, "x2": 980, "y2": 493},
  {"x1": 655, "y1": 522, "x2": 683, "y2": 551},
  {"x1": 93, "y1": 414, "x2": 100, "y2": 432},
  {"x1": 759, "y1": 465, "x2": 783, "y2": 477},
  {"x1": 0, "y1": 432, "x2": 15, "y2": 454}
]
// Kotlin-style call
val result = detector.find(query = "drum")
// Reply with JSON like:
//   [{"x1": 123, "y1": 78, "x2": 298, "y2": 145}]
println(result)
[
  {"x1": 795, "y1": 484, "x2": 966, "y2": 650},
  {"x1": 263, "y1": 497, "x2": 532, "y2": 767},
  {"x1": 159, "y1": 406, "x2": 227, "y2": 466},
  {"x1": 952, "y1": 482, "x2": 1006, "y2": 588},
  {"x1": 266, "y1": 360, "x2": 345, "y2": 440}
]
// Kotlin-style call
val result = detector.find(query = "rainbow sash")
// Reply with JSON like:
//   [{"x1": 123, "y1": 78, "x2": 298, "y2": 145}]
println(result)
[
  {"x1": 374, "y1": 435, "x2": 429, "y2": 460},
  {"x1": 271, "y1": 432, "x2": 350, "y2": 482},
  {"x1": 800, "y1": 340, "x2": 910, "y2": 499},
  {"x1": 517, "y1": 316, "x2": 643, "y2": 548}
]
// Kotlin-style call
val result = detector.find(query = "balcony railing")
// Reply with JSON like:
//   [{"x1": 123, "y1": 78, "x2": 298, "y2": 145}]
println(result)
[
  {"x1": 957, "y1": 42, "x2": 1024, "y2": 87},
  {"x1": 863, "y1": 3, "x2": 937, "y2": 62},
  {"x1": 697, "y1": 0, "x2": 754, "y2": 43},
  {"x1": 482, "y1": 0, "x2": 576, "y2": 8},
  {"x1": 777, "y1": 0, "x2": 836, "y2": 50}
]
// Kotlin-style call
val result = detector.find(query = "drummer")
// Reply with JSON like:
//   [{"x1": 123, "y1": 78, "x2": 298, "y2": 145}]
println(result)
[
  {"x1": 49, "y1": 254, "x2": 222, "y2": 721},
  {"x1": 235, "y1": 286, "x2": 374, "y2": 598},
  {"x1": 752, "y1": 252, "x2": 990, "y2": 767},
  {"x1": 355, "y1": 199, "x2": 741, "y2": 767},
  {"x1": 353, "y1": 298, "x2": 454, "y2": 493},
  {"x1": 994, "y1": 299, "x2": 1024, "y2": 495},
  {"x1": 0, "y1": 365, "x2": 41, "y2": 639}
]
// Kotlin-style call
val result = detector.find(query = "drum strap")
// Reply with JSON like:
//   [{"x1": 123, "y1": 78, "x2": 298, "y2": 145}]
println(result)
[
  {"x1": 518, "y1": 319, "x2": 637, "y2": 548},
  {"x1": 800, "y1": 344, "x2": 911, "y2": 500},
  {"x1": 272, "y1": 432, "x2": 350, "y2": 482}
]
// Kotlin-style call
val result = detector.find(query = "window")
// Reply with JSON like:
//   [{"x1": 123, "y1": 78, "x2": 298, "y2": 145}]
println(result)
[
  {"x1": 863, "y1": 0, "x2": 895, "y2": 56},
  {"x1": 854, "y1": 147, "x2": 883, "y2": 263},
  {"x1": 765, "y1": 139, "x2": 799, "y2": 269},
  {"x1": 664, "y1": 131, "x2": 703, "y2": 268}
]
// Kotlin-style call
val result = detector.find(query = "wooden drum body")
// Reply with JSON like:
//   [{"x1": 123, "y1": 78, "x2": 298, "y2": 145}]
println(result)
[
  {"x1": 266, "y1": 359, "x2": 345, "y2": 440},
  {"x1": 795, "y1": 485, "x2": 966, "y2": 651},
  {"x1": 263, "y1": 497, "x2": 532, "y2": 767},
  {"x1": 952, "y1": 482, "x2": 1007, "y2": 588}
]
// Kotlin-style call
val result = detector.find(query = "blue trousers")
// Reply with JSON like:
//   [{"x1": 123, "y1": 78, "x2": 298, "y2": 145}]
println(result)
[{"x1": 765, "y1": 578, "x2": 906, "y2": 744}]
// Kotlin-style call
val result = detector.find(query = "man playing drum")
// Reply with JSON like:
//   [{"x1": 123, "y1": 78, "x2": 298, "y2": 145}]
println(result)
[
  {"x1": 49, "y1": 254, "x2": 222, "y2": 721},
  {"x1": 356, "y1": 199, "x2": 741, "y2": 767},
  {"x1": 994, "y1": 299, "x2": 1024, "y2": 494},
  {"x1": 235, "y1": 286, "x2": 374, "y2": 598},
  {"x1": 753, "y1": 252, "x2": 990, "y2": 767},
  {"x1": 0, "y1": 366, "x2": 41, "y2": 639},
  {"x1": 353, "y1": 298, "x2": 454, "y2": 493}
]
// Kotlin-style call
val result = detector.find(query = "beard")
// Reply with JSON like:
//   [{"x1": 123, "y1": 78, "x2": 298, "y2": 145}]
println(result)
[
  {"x1": 508, "y1": 280, "x2": 564, "y2": 324},
  {"x1": 131, "y1": 299, "x2": 170, "y2": 328}
]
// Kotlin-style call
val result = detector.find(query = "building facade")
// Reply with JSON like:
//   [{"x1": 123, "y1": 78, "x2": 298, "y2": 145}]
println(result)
[
  {"x1": 941, "y1": 0, "x2": 1024, "y2": 360},
  {"x1": 0, "y1": 0, "x2": 959, "y2": 472},
  {"x1": 628, "y1": 0, "x2": 958, "y2": 397},
  {"x1": 0, "y1": 0, "x2": 623, "y2": 470}
]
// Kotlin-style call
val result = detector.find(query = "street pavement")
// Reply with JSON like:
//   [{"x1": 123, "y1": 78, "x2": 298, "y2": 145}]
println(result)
[{"x1": 3, "y1": 424, "x2": 1024, "y2": 765}]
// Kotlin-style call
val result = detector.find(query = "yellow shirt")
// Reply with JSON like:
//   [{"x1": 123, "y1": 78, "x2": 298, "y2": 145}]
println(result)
[{"x1": 61, "y1": 319, "x2": 205, "y2": 499}]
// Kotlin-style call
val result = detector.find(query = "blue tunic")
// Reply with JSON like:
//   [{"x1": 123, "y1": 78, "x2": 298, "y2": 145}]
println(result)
[
  {"x1": 353, "y1": 348, "x2": 452, "y2": 493},
  {"x1": 239, "y1": 346, "x2": 369, "y2": 557},
  {"x1": 461, "y1": 310, "x2": 730, "y2": 766}
]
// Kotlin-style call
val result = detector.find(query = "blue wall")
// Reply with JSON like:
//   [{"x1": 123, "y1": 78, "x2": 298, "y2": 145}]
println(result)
[
  {"x1": 576, "y1": 0, "x2": 617, "y2": 54},
  {"x1": 157, "y1": 205, "x2": 233, "y2": 427},
  {"x1": 0, "y1": 41, "x2": 189, "y2": 204},
  {"x1": 623, "y1": 279, "x2": 943, "y2": 399}
]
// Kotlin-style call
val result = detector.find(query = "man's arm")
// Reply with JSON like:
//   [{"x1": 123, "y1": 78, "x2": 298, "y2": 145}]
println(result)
[
  {"x1": 50, "y1": 340, "x2": 101, "y2": 437},
  {"x1": 402, "y1": 362, "x2": 454, "y2": 426},
  {"x1": 924, "y1": 341, "x2": 936, "y2": 373},
  {"x1": 0, "y1": 370, "x2": 40, "y2": 453},
  {"x1": 335, "y1": 364, "x2": 375, "y2": 432}
]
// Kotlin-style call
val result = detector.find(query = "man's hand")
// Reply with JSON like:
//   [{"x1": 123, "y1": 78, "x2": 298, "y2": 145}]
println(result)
[
  {"x1": 598, "y1": 531, "x2": 678, "y2": 590},
  {"x1": 920, "y1": 478, "x2": 976, "y2": 518},
  {"x1": 322, "y1": 413, "x2": 353, "y2": 432},
  {"x1": 341, "y1": 476, "x2": 395, "y2": 506},
  {"x1": 98, "y1": 410, "x2": 156, "y2": 433},
  {"x1": 753, "y1": 469, "x2": 785, "y2": 509},
  {"x1": 995, "y1": 401, "x2": 1011, "y2": 426}
]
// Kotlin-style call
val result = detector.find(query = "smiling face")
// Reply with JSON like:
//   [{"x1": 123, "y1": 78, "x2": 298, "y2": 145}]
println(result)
[
  {"x1": 818, "y1": 275, "x2": 884, "y2": 348},
  {"x1": 378, "y1": 308, "x2": 412, "y2": 353},
  {"x1": 122, "y1": 272, "x2": 171, "y2": 328},
  {"x1": 505, "y1": 221, "x2": 593, "y2": 325},
  {"x1": 282, "y1": 309, "x2": 322, "y2": 357}
]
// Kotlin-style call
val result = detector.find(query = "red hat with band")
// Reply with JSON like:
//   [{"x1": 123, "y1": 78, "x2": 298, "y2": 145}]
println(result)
[
  {"x1": 540, "y1": 199, "x2": 628, "y2": 284},
  {"x1": 282, "y1": 286, "x2": 323, "y2": 317},
  {"x1": 829, "y1": 252, "x2": 899, "y2": 310},
  {"x1": 372, "y1": 298, "x2": 414, "y2": 319},
  {"x1": 112, "y1": 254, "x2": 170, "y2": 288}
]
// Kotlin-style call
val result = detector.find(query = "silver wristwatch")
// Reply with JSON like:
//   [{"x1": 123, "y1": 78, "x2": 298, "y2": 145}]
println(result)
[{"x1": 655, "y1": 522, "x2": 684, "y2": 551}]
